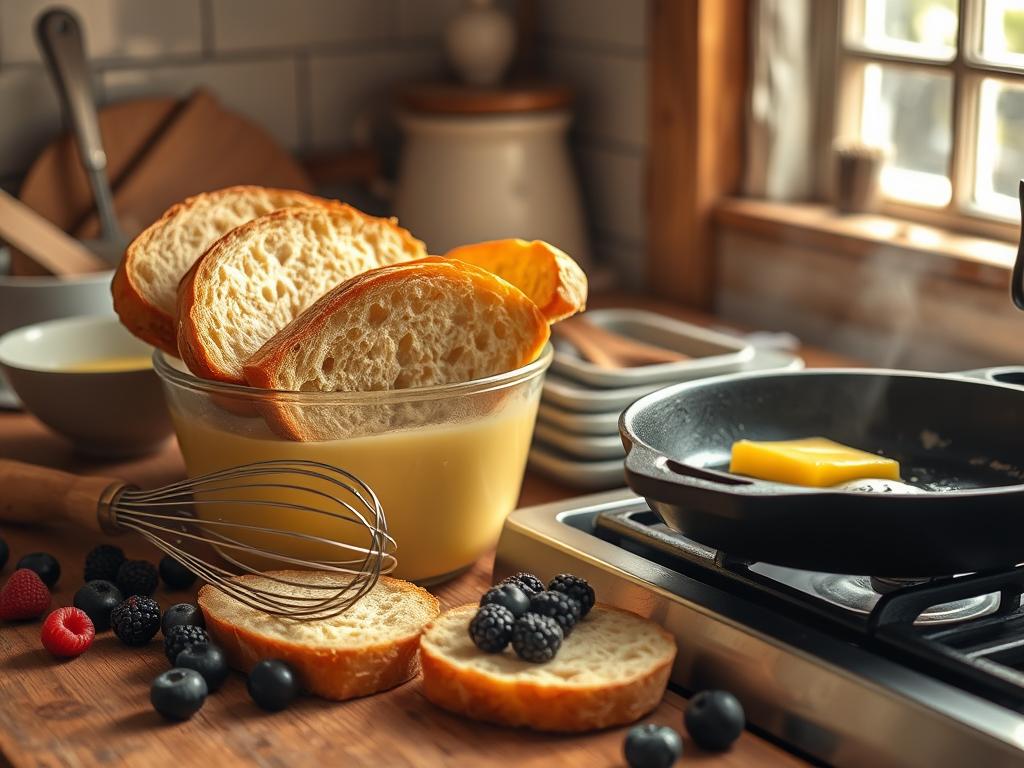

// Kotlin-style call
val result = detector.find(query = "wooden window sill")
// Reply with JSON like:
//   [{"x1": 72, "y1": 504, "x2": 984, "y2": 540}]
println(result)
[{"x1": 714, "y1": 198, "x2": 1016, "y2": 290}]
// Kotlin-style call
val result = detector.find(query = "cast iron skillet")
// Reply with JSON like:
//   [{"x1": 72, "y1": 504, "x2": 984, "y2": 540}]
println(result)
[{"x1": 619, "y1": 368, "x2": 1024, "y2": 577}]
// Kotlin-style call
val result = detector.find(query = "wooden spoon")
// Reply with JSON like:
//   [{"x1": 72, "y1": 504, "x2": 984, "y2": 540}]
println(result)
[
  {"x1": 0, "y1": 189, "x2": 108, "y2": 276},
  {"x1": 553, "y1": 317, "x2": 688, "y2": 369}
]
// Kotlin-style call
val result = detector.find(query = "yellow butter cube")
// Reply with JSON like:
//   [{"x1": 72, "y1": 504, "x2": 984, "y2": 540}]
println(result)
[{"x1": 729, "y1": 437, "x2": 900, "y2": 488}]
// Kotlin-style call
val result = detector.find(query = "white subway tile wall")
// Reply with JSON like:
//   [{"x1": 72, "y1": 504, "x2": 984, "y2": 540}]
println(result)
[
  {"x1": 0, "y1": 0, "x2": 452, "y2": 179},
  {"x1": 540, "y1": 0, "x2": 649, "y2": 285}
]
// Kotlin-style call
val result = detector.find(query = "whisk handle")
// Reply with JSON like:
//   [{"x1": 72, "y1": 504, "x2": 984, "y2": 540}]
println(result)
[{"x1": 0, "y1": 460, "x2": 125, "y2": 532}]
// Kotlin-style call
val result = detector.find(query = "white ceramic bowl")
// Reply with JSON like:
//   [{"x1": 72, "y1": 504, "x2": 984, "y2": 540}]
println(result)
[
  {"x1": 0, "y1": 315, "x2": 172, "y2": 456},
  {"x1": 0, "y1": 269, "x2": 115, "y2": 407}
]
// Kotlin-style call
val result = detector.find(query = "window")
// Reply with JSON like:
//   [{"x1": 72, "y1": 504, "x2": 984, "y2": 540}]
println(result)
[{"x1": 838, "y1": 0, "x2": 1024, "y2": 227}]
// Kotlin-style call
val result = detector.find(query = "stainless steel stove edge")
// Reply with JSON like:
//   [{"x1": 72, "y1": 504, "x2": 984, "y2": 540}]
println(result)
[{"x1": 493, "y1": 489, "x2": 1024, "y2": 768}]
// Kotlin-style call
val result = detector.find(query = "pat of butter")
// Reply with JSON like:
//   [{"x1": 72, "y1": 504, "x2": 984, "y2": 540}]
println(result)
[{"x1": 729, "y1": 437, "x2": 900, "y2": 488}]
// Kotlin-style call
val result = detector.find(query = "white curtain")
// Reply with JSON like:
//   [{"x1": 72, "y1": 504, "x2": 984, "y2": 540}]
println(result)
[{"x1": 744, "y1": 0, "x2": 821, "y2": 200}]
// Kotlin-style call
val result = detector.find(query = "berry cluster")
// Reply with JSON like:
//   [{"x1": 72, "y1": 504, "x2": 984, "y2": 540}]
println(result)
[{"x1": 468, "y1": 571, "x2": 595, "y2": 663}]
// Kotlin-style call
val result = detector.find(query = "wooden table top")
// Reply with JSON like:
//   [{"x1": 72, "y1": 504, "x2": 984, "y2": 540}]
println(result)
[{"x1": 0, "y1": 295, "x2": 835, "y2": 767}]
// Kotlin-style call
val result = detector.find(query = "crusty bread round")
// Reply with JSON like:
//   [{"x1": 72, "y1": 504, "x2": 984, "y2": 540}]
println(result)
[
  {"x1": 444, "y1": 238, "x2": 588, "y2": 323},
  {"x1": 242, "y1": 257, "x2": 550, "y2": 440},
  {"x1": 198, "y1": 571, "x2": 440, "y2": 701},
  {"x1": 113, "y1": 185, "x2": 331, "y2": 355},
  {"x1": 177, "y1": 204, "x2": 426, "y2": 383},
  {"x1": 419, "y1": 604, "x2": 676, "y2": 732}
]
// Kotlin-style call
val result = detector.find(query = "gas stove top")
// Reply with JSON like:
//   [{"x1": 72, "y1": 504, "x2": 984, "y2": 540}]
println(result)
[{"x1": 493, "y1": 489, "x2": 1024, "y2": 767}]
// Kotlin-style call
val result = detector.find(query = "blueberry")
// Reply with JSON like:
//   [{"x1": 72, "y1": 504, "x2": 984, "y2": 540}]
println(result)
[
  {"x1": 624, "y1": 723, "x2": 683, "y2": 768},
  {"x1": 247, "y1": 659, "x2": 299, "y2": 711},
  {"x1": 0, "y1": 536, "x2": 8, "y2": 570},
  {"x1": 684, "y1": 690, "x2": 745, "y2": 751},
  {"x1": 150, "y1": 668, "x2": 208, "y2": 720},
  {"x1": 479, "y1": 583, "x2": 530, "y2": 617},
  {"x1": 16, "y1": 552, "x2": 60, "y2": 587},
  {"x1": 159, "y1": 556, "x2": 196, "y2": 590},
  {"x1": 176, "y1": 643, "x2": 229, "y2": 692},
  {"x1": 72, "y1": 580, "x2": 123, "y2": 632},
  {"x1": 161, "y1": 602, "x2": 205, "y2": 636}
]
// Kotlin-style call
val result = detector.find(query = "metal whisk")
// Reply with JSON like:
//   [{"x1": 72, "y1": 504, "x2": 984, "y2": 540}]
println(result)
[{"x1": 0, "y1": 459, "x2": 396, "y2": 620}]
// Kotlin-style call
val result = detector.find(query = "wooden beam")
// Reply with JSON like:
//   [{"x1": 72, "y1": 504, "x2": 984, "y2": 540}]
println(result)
[{"x1": 647, "y1": 0, "x2": 748, "y2": 310}]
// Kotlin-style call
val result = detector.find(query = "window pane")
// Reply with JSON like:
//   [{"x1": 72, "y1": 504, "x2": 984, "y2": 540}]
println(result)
[
  {"x1": 860, "y1": 64, "x2": 953, "y2": 206},
  {"x1": 977, "y1": 0, "x2": 1024, "y2": 68},
  {"x1": 973, "y1": 78, "x2": 1024, "y2": 219},
  {"x1": 850, "y1": 0, "x2": 958, "y2": 60}
]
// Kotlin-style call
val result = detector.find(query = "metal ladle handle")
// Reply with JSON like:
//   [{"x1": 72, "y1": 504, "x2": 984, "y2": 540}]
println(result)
[
  {"x1": 35, "y1": 8, "x2": 123, "y2": 243},
  {"x1": 1013, "y1": 179, "x2": 1024, "y2": 309}
]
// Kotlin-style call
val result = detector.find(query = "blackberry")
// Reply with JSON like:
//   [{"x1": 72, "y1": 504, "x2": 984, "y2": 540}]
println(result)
[
  {"x1": 111, "y1": 595, "x2": 161, "y2": 645},
  {"x1": 479, "y1": 583, "x2": 530, "y2": 617},
  {"x1": 84, "y1": 544, "x2": 125, "y2": 583},
  {"x1": 528, "y1": 590, "x2": 580, "y2": 635},
  {"x1": 511, "y1": 612, "x2": 562, "y2": 663},
  {"x1": 469, "y1": 604, "x2": 515, "y2": 653},
  {"x1": 158, "y1": 556, "x2": 196, "y2": 590},
  {"x1": 16, "y1": 552, "x2": 60, "y2": 587},
  {"x1": 548, "y1": 573, "x2": 595, "y2": 618},
  {"x1": 499, "y1": 571, "x2": 545, "y2": 597},
  {"x1": 164, "y1": 624, "x2": 210, "y2": 663},
  {"x1": 116, "y1": 559, "x2": 158, "y2": 597}
]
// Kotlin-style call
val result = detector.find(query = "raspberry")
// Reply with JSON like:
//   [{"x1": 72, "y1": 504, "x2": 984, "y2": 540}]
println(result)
[
  {"x1": 0, "y1": 568, "x2": 51, "y2": 620},
  {"x1": 41, "y1": 607, "x2": 95, "y2": 657},
  {"x1": 111, "y1": 596, "x2": 161, "y2": 645},
  {"x1": 116, "y1": 560, "x2": 158, "y2": 597},
  {"x1": 163, "y1": 624, "x2": 209, "y2": 663},
  {"x1": 469, "y1": 604, "x2": 515, "y2": 652},
  {"x1": 84, "y1": 544, "x2": 125, "y2": 583},
  {"x1": 511, "y1": 612, "x2": 563, "y2": 663},
  {"x1": 548, "y1": 574, "x2": 595, "y2": 618},
  {"x1": 528, "y1": 590, "x2": 580, "y2": 635},
  {"x1": 499, "y1": 572, "x2": 545, "y2": 597}
]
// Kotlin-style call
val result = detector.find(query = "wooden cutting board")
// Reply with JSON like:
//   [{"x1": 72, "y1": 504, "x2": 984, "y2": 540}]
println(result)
[{"x1": 14, "y1": 89, "x2": 313, "y2": 275}]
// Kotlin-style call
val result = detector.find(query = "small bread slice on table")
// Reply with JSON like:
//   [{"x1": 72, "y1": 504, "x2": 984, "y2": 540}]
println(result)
[
  {"x1": 198, "y1": 571, "x2": 440, "y2": 701},
  {"x1": 242, "y1": 258, "x2": 550, "y2": 441},
  {"x1": 177, "y1": 203, "x2": 426, "y2": 383},
  {"x1": 113, "y1": 185, "x2": 331, "y2": 355},
  {"x1": 443, "y1": 238, "x2": 587, "y2": 323},
  {"x1": 419, "y1": 604, "x2": 676, "y2": 732}
]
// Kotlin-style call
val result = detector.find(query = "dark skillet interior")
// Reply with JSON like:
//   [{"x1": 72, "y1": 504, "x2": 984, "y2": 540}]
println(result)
[
  {"x1": 621, "y1": 370, "x2": 1024, "y2": 576},
  {"x1": 629, "y1": 370, "x2": 1024, "y2": 491}
]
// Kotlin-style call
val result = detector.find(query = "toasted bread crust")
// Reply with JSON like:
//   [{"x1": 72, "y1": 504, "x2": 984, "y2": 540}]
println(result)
[
  {"x1": 419, "y1": 604, "x2": 675, "y2": 732},
  {"x1": 177, "y1": 204, "x2": 426, "y2": 383},
  {"x1": 443, "y1": 239, "x2": 588, "y2": 323},
  {"x1": 113, "y1": 185, "x2": 330, "y2": 356},
  {"x1": 242, "y1": 258, "x2": 550, "y2": 440},
  {"x1": 198, "y1": 574, "x2": 440, "y2": 702}
]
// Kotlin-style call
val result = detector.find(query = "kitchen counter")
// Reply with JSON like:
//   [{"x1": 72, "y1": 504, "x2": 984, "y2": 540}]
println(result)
[{"x1": 0, "y1": 295, "x2": 834, "y2": 767}]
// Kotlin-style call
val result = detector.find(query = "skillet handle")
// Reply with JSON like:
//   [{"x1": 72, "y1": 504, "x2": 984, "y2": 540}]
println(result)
[
  {"x1": 1014, "y1": 179, "x2": 1024, "y2": 309},
  {"x1": 623, "y1": 439, "x2": 753, "y2": 500}
]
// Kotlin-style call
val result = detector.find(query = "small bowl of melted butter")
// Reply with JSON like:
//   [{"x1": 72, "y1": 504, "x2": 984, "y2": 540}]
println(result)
[{"x1": 0, "y1": 314, "x2": 173, "y2": 456}]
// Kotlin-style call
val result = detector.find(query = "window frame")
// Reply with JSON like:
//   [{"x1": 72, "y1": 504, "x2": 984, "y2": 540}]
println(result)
[{"x1": 834, "y1": 0, "x2": 1022, "y2": 242}]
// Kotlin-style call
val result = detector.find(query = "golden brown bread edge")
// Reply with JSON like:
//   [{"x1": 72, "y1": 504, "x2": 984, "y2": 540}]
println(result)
[
  {"x1": 111, "y1": 185, "x2": 330, "y2": 357},
  {"x1": 176, "y1": 203, "x2": 427, "y2": 383},
  {"x1": 198, "y1": 576, "x2": 440, "y2": 701},
  {"x1": 241, "y1": 257, "x2": 551, "y2": 441},
  {"x1": 419, "y1": 604, "x2": 676, "y2": 732}
]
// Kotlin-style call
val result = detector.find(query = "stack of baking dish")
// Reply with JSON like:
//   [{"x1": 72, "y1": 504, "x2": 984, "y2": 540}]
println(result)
[{"x1": 528, "y1": 309, "x2": 804, "y2": 489}]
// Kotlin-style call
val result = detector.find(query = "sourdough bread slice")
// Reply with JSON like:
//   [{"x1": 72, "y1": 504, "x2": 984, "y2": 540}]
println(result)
[
  {"x1": 177, "y1": 204, "x2": 426, "y2": 383},
  {"x1": 444, "y1": 238, "x2": 588, "y2": 323},
  {"x1": 113, "y1": 185, "x2": 331, "y2": 355},
  {"x1": 198, "y1": 571, "x2": 440, "y2": 701},
  {"x1": 419, "y1": 604, "x2": 676, "y2": 732},
  {"x1": 242, "y1": 258, "x2": 550, "y2": 440}
]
